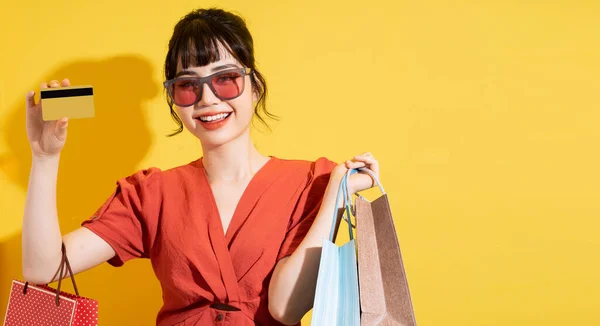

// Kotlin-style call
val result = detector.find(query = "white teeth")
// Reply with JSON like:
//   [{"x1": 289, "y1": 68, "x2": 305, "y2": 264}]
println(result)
[{"x1": 199, "y1": 113, "x2": 230, "y2": 122}]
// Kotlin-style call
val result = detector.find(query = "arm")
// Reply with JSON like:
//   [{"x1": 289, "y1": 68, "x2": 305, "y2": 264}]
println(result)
[
  {"x1": 268, "y1": 153, "x2": 379, "y2": 325},
  {"x1": 22, "y1": 80, "x2": 115, "y2": 284},
  {"x1": 22, "y1": 156, "x2": 115, "y2": 284}
]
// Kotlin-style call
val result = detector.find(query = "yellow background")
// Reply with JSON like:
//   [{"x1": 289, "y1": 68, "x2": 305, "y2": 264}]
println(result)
[{"x1": 1, "y1": 0, "x2": 599, "y2": 325}]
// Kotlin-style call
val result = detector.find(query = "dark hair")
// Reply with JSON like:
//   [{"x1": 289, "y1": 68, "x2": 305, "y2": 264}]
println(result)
[{"x1": 163, "y1": 8, "x2": 277, "y2": 136}]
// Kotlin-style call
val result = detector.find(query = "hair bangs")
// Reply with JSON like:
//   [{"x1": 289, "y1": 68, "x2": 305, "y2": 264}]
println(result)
[{"x1": 166, "y1": 20, "x2": 230, "y2": 79}]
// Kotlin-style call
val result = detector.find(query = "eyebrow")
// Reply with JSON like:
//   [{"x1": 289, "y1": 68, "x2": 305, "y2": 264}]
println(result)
[{"x1": 174, "y1": 64, "x2": 240, "y2": 78}]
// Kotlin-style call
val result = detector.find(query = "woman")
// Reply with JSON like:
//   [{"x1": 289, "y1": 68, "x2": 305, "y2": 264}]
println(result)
[{"x1": 22, "y1": 8, "x2": 379, "y2": 326}]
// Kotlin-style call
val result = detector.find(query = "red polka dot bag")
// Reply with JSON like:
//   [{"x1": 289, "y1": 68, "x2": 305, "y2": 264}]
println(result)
[{"x1": 3, "y1": 244, "x2": 98, "y2": 326}]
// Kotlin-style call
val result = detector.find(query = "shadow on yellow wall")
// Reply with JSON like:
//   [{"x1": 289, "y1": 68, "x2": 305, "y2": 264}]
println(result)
[{"x1": 0, "y1": 55, "x2": 165, "y2": 324}]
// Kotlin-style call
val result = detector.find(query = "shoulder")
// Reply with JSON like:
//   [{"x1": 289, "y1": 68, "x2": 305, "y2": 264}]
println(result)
[
  {"x1": 116, "y1": 159, "x2": 201, "y2": 189},
  {"x1": 271, "y1": 156, "x2": 338, "y2": 184},
  {"x1": 273, "y1": 156, "x2": 336, "y2": 172}
]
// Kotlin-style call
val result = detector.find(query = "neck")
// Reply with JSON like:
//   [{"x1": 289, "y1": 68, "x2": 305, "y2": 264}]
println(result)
[{"x1": 201, "y1": 129, "x2": 269, "y2": 183}]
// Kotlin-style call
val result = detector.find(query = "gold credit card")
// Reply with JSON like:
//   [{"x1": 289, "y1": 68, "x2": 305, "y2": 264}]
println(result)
[{"x1": 41, "y1": 85, "x2": 95, "y2": 121}]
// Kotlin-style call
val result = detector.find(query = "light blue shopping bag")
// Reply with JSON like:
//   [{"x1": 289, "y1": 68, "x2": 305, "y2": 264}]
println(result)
[{"x1": 311, "y1": 169, "x2": 360, "y2": 326}]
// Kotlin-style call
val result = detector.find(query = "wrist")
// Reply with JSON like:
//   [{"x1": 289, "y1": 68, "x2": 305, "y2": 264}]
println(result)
[
  {"x1": 31, "y1": 154, "x2": 61, "y2": 166},
  {"x1": 330, "y1": 164, "x2": 348, "y2": 181},
  {"x1": 330, "y1": 166, "x2": 358, "y2": 195}
]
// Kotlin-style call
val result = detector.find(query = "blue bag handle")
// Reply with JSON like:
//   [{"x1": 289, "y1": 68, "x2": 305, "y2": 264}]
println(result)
[
  {"x1": 328, "y1": 168, "x2": 386, "y2": 242},
  {"x1": 328, "y1": 170, "x2": 354, "y2": 241}
]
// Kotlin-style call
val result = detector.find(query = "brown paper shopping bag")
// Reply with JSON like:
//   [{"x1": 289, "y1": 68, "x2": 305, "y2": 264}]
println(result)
[{"x1": 353, "y1": 168, "x2": 417, "y2": 326}]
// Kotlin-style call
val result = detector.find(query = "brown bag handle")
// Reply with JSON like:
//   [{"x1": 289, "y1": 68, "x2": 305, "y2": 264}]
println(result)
[
  {"x1": 343, "y1": 167, "x2": 387, "y2": 222},
  {"x1": 23, "y1": 243, "x2": 80, "y2": 306},
  {"x1": 56, "y1": 243, "x2": 80, "y2": 304}
]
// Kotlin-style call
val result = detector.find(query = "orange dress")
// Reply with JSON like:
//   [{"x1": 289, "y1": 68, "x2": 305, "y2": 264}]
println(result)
[{"x1": 81, "y1": 156, "x2": 337, "y2": 325}]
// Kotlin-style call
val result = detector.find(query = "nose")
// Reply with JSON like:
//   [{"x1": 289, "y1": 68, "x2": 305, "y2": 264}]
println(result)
[{"x1": 196, "y1": 81, "x2": 220, "y2": 107}]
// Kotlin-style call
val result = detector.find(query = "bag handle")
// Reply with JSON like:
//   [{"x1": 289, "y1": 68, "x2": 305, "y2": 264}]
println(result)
[
  {"x1": 345, "y1": 167, "x2": 386, "y2": 200},
  {"x1": 56, "y1": 243, "x2": 80, "y2": 302},
  {"x1": 328, "y1": 169, "x2": 357, "y2": 242},
  {"x1": 23, "y1": 243, "x2": 80, "y2": 306},
  {"x1": 344, "y1": 167, "x2": 386, "y2": 215},
  {"x1": 328, "y1": 168, "x2": 387, "y2": 242}
]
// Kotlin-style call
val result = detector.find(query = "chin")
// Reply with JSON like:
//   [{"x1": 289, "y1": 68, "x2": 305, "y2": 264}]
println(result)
[
  {"x1": 186, "y1": 116, "x2": 251, "y2": 149},
  {"x1": 197, "y1": 132, "x2": 238, "y2": 148}
]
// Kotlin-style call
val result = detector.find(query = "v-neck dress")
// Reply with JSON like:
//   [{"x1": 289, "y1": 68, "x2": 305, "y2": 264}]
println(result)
[{"x1": 81, "y1": 156, "x2": 337, "y2": 326}]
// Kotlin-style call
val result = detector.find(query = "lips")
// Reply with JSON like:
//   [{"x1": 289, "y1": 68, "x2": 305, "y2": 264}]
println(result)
[
  {"x1": 194, "y1": 111, "x2": 233, "y2": 131},
  {"x1": 193, "y1": 111, "x2": 232, "y2": 120}
]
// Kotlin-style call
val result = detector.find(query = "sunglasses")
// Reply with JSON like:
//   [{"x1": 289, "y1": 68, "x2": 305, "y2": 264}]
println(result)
[{"x1": 163, "y1": 67, "x2": 252, "y2": 107}]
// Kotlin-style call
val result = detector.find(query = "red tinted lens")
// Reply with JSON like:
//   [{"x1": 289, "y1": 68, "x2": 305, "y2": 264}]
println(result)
[
  {"x1": 211, "y1": 71, "x2": 244, "y2": 99},
  {"x1": 172, "y1": 79, "x2": 200, "y2": 106}
]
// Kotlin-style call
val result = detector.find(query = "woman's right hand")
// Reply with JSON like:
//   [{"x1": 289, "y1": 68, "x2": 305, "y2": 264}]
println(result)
[{"x1": 26, "y1": 79, "x2": 71, "y2": 158}]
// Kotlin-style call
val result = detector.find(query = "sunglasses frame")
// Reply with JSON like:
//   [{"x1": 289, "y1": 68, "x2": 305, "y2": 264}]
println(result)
[{"x1": 163, "y1": 67, "x2": 252, "y2": 107}]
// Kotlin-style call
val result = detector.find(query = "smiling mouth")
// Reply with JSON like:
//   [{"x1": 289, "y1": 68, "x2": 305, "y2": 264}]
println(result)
[{"x1": 196, "y1": 112, "x2": 232, "y2": 123}]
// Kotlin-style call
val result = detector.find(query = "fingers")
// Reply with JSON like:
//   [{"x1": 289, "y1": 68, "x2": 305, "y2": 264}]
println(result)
[
  {"x1": 354, "y1": 154, "x2": 377, "y2": 165},
  {"x1": 53, "y1": 117, "x2": 69, "y2": 141},
  {"x1": 352, "y1": 152, "x2": 375, "y2": 166},
  {"x1": 344, "y1": 152, "x2": 380, "y2": 187},
  {"x1": 41, "y1": 78, "x2": 69, "y2": 89},
  {"x1": 29, "y1": 78, "x2": 69, "y2": 117},
  {"x1": 25, "y1": 90, "x2": 36, "y2": 109},
  {"x1": 352, "y1": 153, "x2": 379, "y2": 170},
  {"x1": 345, "y1": 153, "x2": 375, "y2": 167},
  {"x1": 345, "y1": 160, "x2": 366, "y2": 169},
  {"x1": 344, "y1": 152, "x2": 380, "y2": 193}
]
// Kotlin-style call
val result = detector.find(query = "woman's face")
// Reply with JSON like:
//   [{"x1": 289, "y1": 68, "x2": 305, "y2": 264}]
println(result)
[{"x1": 171, "y1": 46, "x2": 257, "y2": 149}]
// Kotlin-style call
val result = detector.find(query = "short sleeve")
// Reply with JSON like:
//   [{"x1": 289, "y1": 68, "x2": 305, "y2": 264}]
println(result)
[
  {"x1": 277, "y1": 157, "x2": 337, "y2": 261},
  {"x1": 81, "y1": 168, "x2": 163, "y2": 267}
]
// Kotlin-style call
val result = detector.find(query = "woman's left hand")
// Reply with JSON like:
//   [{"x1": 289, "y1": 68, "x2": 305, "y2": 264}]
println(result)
[{"x1": 344, "y1": 152, "x2": 380, "y2": 195}]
